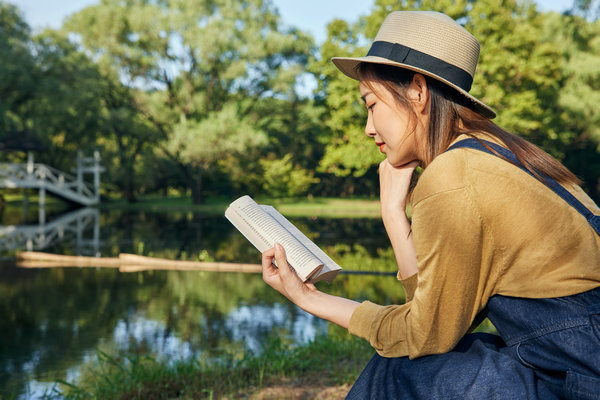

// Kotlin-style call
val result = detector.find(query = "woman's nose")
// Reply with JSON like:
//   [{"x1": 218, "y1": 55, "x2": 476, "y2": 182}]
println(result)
[{"x1": 365, "y1": 114, "x2": 376, "y2": 138}]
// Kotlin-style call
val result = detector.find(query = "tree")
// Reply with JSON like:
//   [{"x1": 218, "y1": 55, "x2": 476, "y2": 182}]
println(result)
[
  {"x1": 313, "y1": 0, "x2": 600, "y2": 199},
  {"x1": 0, "y1": 2, "x2": 36, "y2": 146},
  {"x1": 27, "y1": 31, "x2": 105, "y2": 169},
  {"x1": 572, "y1": 0, "x2": 600, "y2": 19},
  {"x1": 65, "y1": 0, "x2": 314, "y2": 203},
  {"x1": 541, "y1": 11, "x2": 600, "y2": 199},
  {"x1": 309, "y1": 18, "x2": 382, "y2": 181},
  {"x1": 0, "y1": 3, "x2": 105, "y2": 173},
  {"x1": 99, "y1": 78, "x2": 160, "y2": 202}
]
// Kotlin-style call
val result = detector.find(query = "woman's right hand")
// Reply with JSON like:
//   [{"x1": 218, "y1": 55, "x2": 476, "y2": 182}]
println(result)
[
  {"x1": 261, "y1": 243, "x2": 361, "y2": 329},
  {"x1": 261, "y1": 243, "x2": 317, "y2": 307},
  {"x1": 379, "y1": 159, "x2": 419, "y2": 220}
]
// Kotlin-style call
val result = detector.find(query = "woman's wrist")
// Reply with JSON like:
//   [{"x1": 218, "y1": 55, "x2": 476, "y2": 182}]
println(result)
[
  {"x1": 381, "y1": 206, "x2": 418, "y2": 279},
  {"x1": 298, "y1": 289, "x2": 360, "y2": 329},
  {"x1": 382, "y1": 205, "x2": 410, "y2": 228}
]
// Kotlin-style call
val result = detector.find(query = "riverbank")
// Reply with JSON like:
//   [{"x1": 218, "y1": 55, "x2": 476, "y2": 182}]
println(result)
[
  {"x1": 101, "y1": 195, "x2": 383, "y2": 218},
  {"x1": 0, "y1": 192, "x2": 383, "y2": 219},
  {"x1": 56, "y1": 334, "x2": 373, "y2": 399}
]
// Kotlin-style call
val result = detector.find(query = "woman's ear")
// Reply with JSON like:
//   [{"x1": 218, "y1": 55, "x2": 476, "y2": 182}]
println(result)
[{"x1": 407, "y1": 73, "x2": 430, "y2": 114}]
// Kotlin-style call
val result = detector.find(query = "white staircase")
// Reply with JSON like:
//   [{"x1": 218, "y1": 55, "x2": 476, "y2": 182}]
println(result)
[
  {"x1": 0, "y1": 207, "x2": 100, "y2": 254},
  {"x1": 0, "y1": 151, "x2": 103, "y2": 206}
]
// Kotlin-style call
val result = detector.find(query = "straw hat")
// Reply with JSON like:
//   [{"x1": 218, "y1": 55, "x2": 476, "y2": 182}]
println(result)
[{"x1": 331, "y1": 11, "x2": 496, "y2": 119}]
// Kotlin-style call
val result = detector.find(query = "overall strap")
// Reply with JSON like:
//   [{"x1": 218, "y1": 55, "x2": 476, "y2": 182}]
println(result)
[{"x1": 446, "y1": 138, "x2": 600, "y2": 236}]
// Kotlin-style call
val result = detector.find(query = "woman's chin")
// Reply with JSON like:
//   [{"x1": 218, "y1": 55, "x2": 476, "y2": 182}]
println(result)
[{"x1": 388, "y1": 158, "x2": 420, "y2": 169}]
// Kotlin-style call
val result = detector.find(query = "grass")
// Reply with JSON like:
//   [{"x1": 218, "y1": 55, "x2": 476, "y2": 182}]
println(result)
[
  {"x1": 52, "y1": 334, "x2": 373, "y2": 400},
  {"x1": 2, "y1": 189, "x2": 382, "y2": 218},
  {"x1": 98, "y1": 195, "x2": 382, "y2": 218}
]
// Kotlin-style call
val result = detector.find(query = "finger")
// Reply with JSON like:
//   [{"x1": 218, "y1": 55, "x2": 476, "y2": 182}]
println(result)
[
  {"x1": 389, "y1": 160, "x2": 419, "y2": 172},
  {"x1": 400, "y1": 160, "x2": 419, "y2": 171},
  {"x1": 403, "y1": 160, "x2": 419, "y2": 170},
  {"x1": 261, "y1": 247, "x2": 279, "y2": 282},
  {"x1": 274, "y1": 243, "x2": 293, "y2": 277},
  {"x1": 262, "y1": 247, "x2": 276, "y2": 267}
]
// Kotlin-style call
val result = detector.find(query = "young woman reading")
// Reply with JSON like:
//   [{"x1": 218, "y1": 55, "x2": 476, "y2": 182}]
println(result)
[{"x1": 261, "y1": 11, "x2": 600, "y2": 399}]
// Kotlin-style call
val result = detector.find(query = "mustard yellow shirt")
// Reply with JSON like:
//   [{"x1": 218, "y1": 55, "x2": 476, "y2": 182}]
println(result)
[{"x1": 349, "y1": 135, "x2": 600, "y2": 359}]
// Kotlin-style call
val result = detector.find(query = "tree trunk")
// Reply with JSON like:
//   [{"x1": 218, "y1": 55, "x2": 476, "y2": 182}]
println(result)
[
  {"x1": 121, "y1": 160, "x2": 137, "y2": 203},
  {"x1": 124, "y1": 173, "x2": 137, "y2": 203},
  {"x1": 191, "y1": 167, "x2": 203, "y2": 204}
]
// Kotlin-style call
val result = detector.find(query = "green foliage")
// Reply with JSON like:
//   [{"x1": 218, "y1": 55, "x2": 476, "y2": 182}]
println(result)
[
  {"x1": 311, "y1": 0, "x2": 600, "y2": 200},
  {"x1": 175, "y1": 104, "x2": 267, "y2": 166},
  {"x1": 64, "y1": 0, "x2": 314, "y2": 203},
  {"x1": 1, "y1": 0, "x2": 599, "y2": 201},
  {"x1": 260, "y1": 153, "x2": 319, "y2": 197},
  {"x1": 324, "y1": 244, "x2": 408, "y2": 305},
  {"x1": 572, "y1": 0, "x2": 600, "y2": 19},
  {"x1": 0, "y1": 2, "x2": 157, "y2": 201},
  {"x1": 543, "y1": 12, "x2": 600, "y2": 197},
  {"x1": 0, "y1": 2, "x2": 35, "y2": 137},
  {"x1": 466, "y1": 0, "x2": 564, "y2": 149},
  {"x1": 309, "y1": 17, "x2": 384, "y2": 179},
  {"x1": 56, "y1": 335, "x2": 372, "y2": 399}
]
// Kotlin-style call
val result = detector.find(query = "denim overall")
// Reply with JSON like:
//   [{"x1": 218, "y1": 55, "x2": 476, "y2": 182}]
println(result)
[{"x1": 347, "y1": 139, "x2": 600, "y2": 399}]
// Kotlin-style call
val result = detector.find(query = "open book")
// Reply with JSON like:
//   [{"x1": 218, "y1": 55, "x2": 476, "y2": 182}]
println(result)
[{"x1": 225, "y1": 195, "x2": 342, "y2": 283}]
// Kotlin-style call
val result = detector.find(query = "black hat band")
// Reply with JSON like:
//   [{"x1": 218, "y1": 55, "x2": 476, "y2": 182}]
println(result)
[{"x1": 366, "y1": 41, "x2": 473, "y2": 92}]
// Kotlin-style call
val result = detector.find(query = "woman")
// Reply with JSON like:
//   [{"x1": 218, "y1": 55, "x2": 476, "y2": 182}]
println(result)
[{"x1": 262, "y1": 11, "x2": 600, "y2": 399}]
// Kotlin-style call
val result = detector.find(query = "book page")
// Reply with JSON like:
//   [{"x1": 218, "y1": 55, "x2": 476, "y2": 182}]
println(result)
[
  {"x1": 261, "y1": 205, "x2": 341, "y2": 283},
  {"x1": 225, "y1": 201, "x2": 272, "y2": 253},
  {"x1": 225, "y1": 196, "x2": 323, "y2": 281}
]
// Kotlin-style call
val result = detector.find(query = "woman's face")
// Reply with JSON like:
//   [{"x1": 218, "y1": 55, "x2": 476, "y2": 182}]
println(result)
[{"x1": 359, "y1": 79, "x2": 423, "y2": 167}]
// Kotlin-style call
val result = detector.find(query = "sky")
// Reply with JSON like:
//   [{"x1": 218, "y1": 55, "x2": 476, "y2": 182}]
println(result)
[{"x1": 15, "y1": 0, "x2": 574, "y2": 45}]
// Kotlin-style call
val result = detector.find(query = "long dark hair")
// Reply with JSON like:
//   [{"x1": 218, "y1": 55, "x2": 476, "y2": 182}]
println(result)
[{"x1": 358, "y1": 63, "x2": 580, "y2": 185}]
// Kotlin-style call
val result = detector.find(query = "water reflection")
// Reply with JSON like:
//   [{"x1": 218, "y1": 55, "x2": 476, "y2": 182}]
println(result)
[
  {"x1": 0, "y1": 205, "x2": 391, "y2": 262},
  {"x1": 0, "y1": 207, "x2": 100, "y2": 256},
  {"x1": 112, "y1": 315, "x2": 195, "y2": 361},
  {"x1": 0, "y1": 264, "x2": 357, "y2": 398},
  {"x1": 0, "y1": 209, "x2": 399, "y2": 399},
  {"x1": 226, "y1": 303, "x2": 328, "y2": 354}
]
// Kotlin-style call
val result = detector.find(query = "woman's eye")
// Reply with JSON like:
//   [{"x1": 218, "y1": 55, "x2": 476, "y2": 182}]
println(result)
[{"x1": 367, "y1": 103, "x2": 375, "y2": 111}]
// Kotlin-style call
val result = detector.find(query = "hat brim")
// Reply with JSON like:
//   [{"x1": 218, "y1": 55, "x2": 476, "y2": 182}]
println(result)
[{"x1": 331, "y1": 55, "x2": 496, "y2": 119}]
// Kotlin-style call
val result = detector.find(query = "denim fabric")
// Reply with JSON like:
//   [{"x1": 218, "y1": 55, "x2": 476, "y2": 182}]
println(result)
[
  {"x1": 346, "y1": 287, "x2": 600, "y2": 399},
  {"x1": 487, "y1": 289, "x2": 600, "y2": 399}
]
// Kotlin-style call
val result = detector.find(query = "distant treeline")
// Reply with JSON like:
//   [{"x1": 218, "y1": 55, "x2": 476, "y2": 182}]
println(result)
[{"x1": 1, "y1": 0, "x2": 599, "y2": 203}]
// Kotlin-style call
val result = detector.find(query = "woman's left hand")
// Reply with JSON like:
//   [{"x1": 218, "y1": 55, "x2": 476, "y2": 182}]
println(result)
[
  {"x1": 379, "y1": 159, "x2": 419, "y2": 220},
  {"x1": 379, "y1": 159, "x2": 419, "y2": 279},
  {"x1": 262, "y1": 243, "x2": 317, "y2": 307}
]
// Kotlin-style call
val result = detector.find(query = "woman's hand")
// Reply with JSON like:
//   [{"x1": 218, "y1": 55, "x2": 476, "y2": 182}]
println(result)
[
  {"x1": 262, "y1": 243, "x2": 317, "y2": 308},
  {"x1": 379, "y1": 159, "x2": 419, "y2": 220},
  {"x1": 261, "y1": 243, "x2": 361, "y2": 329},
  {"x1": 379, "y1": 159, "x2": 419, "y2": 279}
]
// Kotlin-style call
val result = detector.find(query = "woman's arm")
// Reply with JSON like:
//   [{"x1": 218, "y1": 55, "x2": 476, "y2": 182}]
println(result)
[
  {"x1": 379, "y1": 159, "x2": 419, "y2": 279},
  {"x1": 262, "y1": 244, "x2": 360, "y2": 329},
  {"x1": 260, "y1": 160, "x2": 418, "y2": 329}
]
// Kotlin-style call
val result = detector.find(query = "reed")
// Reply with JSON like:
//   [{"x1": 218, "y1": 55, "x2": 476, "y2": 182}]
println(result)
[{"x1": 54, "y1": 334, "x2": 373, "y2": 399}]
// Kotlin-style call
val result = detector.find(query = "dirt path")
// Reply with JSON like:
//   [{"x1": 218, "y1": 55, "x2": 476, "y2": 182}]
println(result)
[{"x1": 252, "y1": 383, "x2": 351, "y2": 399}]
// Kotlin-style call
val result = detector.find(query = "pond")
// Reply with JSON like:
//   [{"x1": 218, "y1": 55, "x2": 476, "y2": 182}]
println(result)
[{"x1": 0, "y1": 205, "x2": 406, "y2": 399}]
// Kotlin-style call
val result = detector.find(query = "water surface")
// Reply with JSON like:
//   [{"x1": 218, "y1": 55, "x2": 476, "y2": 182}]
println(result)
[{"x1": 0, "y1": 206, "x2": 403, "y2": 398}]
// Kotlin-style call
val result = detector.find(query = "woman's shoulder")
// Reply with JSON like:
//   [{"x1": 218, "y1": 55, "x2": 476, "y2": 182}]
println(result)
[
  {"x1": 412, "y1": 139, "x2": 472, "y2": 206},
  {"x1": 412, "y1": 134, "x2": 532, "y2": 207}
]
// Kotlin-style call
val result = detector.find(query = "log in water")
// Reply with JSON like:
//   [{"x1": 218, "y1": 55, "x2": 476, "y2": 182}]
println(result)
[{"x1": 16, "y1": 251, "x2": 262, "y2": 273}]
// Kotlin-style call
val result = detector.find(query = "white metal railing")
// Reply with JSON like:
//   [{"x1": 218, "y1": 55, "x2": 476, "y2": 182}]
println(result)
[
  {"x1": 0, "y1": 161, "x2": 98, "y2": 205},
  {"x1": 0, "y1": 208, "x2": 100, "y2": 254}
]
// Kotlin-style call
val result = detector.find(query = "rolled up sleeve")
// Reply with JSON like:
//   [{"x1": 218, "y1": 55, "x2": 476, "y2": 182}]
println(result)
[{"x1": 348, "y1": 184, "x2": 499, "y2": 359}]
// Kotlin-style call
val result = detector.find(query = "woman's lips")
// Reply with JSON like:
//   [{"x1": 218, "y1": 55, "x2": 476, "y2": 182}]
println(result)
[{"x1": 376, "y1": 142, "x2": 385, "y2": 153}]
